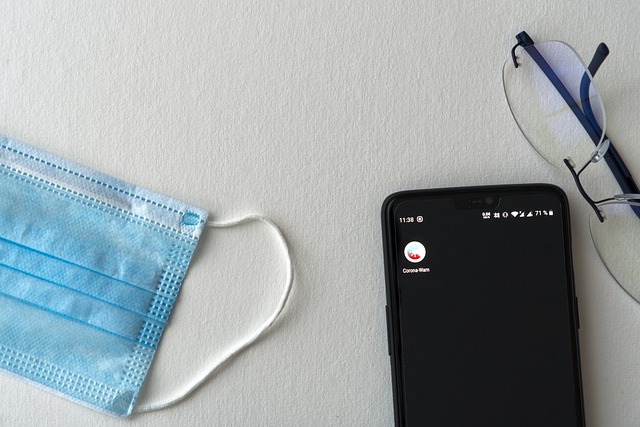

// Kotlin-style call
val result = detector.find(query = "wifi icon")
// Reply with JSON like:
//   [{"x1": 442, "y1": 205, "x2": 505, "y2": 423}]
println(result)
[{"x1": 510, "y1": 211, "x2": 519, "y2": 218}]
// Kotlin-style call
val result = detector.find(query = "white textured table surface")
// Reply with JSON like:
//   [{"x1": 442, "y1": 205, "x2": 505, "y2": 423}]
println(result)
[{"x1": 1, "y1": 1, "x2": 640, "y2": 426}]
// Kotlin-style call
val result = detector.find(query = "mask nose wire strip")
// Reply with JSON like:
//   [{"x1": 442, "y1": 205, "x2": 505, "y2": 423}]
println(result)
[{"x1": 134, "y1": 214, "x2": 294, "y2": 413}]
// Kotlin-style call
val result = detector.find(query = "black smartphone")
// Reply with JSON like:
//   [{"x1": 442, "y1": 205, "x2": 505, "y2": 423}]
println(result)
[{"x1": 381, "y1": 184, "x2": 584, "y2": 426}]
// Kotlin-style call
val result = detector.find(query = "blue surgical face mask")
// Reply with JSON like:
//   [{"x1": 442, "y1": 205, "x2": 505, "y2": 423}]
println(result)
[{"x1": 0, "y1": 136, "x2": 293, "y2": 417}]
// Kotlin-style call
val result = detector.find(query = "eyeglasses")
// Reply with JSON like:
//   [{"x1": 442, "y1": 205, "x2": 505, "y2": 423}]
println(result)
[{"x1": 503, "y1": 31, "x2": 640, "y2": 303}]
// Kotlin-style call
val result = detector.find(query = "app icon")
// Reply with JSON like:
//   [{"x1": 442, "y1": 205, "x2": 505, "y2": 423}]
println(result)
[{"x1": 404, "y1": 241, "x2": 426, "y2": 263}]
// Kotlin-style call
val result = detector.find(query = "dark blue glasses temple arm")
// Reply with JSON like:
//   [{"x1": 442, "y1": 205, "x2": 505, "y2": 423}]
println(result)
[
  {"x1": 514, "y1": 31, "x2": 640, "y2": 199},
  {"x1": 580, "y1": 43, "x2": 640, "y2": 197},
  {"x1": 580, "y1": 44, "x2": 608, "y2": 138},
  {"x1": 515, "y1": 33, "x2": 601, "y2": 143}
]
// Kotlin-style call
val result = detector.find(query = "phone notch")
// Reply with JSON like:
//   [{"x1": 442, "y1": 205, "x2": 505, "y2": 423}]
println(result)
[{"x1": 453, "y1": 194, "x2": 502, "y2": 210}]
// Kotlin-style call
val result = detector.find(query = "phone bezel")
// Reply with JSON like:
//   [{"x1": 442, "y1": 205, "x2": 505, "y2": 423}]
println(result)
[{"x1": 381, "y1": 184, "x2": 584, "y2": 426}]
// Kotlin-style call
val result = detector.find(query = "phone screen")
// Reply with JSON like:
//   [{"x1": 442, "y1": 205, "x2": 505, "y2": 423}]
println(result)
[{"x1": 385, "y1": 187, "x2": 583, "y2": 426}]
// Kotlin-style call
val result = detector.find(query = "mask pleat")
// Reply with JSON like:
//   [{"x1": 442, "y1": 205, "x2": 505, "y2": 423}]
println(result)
[{"x1": 0, "y1": 236, "x2": 157, "y2": 315}]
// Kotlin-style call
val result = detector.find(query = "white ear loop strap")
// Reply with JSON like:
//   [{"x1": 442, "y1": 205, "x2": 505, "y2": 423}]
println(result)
[{"x1": 135, "y1": 214, "x2": 294, "y2": 413}]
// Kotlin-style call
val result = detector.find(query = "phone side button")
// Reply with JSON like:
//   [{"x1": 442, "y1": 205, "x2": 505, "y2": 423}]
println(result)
[
  {"x1": 385, "y1": 305, "x2": 392, "y2": 356},
  {"x1": 575, "y1": 297, "x2": 580, "y2": 330}
]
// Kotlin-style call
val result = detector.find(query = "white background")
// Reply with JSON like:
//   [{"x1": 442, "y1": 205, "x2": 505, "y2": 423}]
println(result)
[{"x1": 1, "y1": 1, "x2": 640, "y2": 426}]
